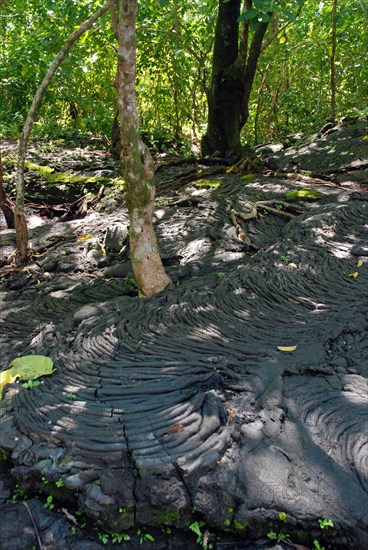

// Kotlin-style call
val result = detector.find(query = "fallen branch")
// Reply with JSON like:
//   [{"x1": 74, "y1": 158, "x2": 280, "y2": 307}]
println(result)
[{"x1": 22, "y1": 501, "x2": 44, "y2": 550}]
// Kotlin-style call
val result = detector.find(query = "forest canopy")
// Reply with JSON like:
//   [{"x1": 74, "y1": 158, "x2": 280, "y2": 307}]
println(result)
[{"x1": 1, "y1": 0, "x2": 367, "y2": 148}]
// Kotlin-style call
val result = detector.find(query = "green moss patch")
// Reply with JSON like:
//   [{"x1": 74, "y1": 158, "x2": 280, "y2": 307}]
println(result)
[
  {"x1": 240, "y1": 173, "x2": 257, "y2": 181},
  {"x1": 194, "y1": 179, "x2": 221, "y2": 189},
  {"x1": 285, "y1": 188, "x2": 324, "y2": 201},
  {"x1": 23, "y1": 161, "x2": 124, "y2": 203}
]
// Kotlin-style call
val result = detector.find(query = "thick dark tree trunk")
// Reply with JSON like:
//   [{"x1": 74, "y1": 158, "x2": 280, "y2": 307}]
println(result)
[
  {"x1": 201, "y1": 0, "x2": 270, "y2": 158},
  {"x1": 114, "y1": 0, "x2": 171, "y2": 297},
  {"x1": 0, "y1": 153, "x2": 15, "y2": 229},
  {"x1": 202, "y1": 0, "x2": 243, "y2": 157}
]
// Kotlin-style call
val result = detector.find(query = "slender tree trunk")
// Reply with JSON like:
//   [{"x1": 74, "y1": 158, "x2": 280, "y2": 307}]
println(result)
[
  {"x1": 0, "y1": 153, "x2": 15, "y2": 229},
  {"x1": 201, "y1": 0, "x2": 270, "y2": 157},
  {"x1": 14, "y1": 0, "x2": 115, "y2": 264},
  {"x1": 240, "y1": 20, "x2": 270, "y2": 129},
  {"x1": 330, "y1": 0, "x2": 337, "y2": 120},
  {"x1": 114, "y1": 0, "x2": 171, "y2": 297}
]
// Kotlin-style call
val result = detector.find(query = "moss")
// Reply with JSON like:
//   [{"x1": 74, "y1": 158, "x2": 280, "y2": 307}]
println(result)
[
  {"x1": 194, "y1": 179, "x2": 221, "y2": 189},
  {"x1": 20, "y1": 160, "x2": 125, "y2": 204},
  {"x1": 233, "y1": 519, "x2": 248, "y2": 531},
  {"x1": 25, "y1": 161, "x2": 115, "y2": 187},
  {"x1": 0, "y1": 448, "x2": 10, "y2": 461},
  {"x1": 240, "y1": 173, "x2": 257, "y2": 181},
  {"x1": 285, "y1": 188, "x2": 324, "y2": 201},
  {"x1": 157, "y1": 508, "x2": 180, "y2": 525}
]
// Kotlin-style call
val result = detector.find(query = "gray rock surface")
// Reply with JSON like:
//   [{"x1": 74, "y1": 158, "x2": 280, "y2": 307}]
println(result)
[{"x1": 1, "y1": 121, "x2": 367, "y2": 549}]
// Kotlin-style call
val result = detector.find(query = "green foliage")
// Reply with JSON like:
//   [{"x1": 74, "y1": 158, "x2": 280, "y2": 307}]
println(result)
[
  {"x1": 112, "y1": 532, "x2": 131, "y2": 543},
  {"x1": 158, "y1": 508, "x2": 180, "y2": 525},
  {"x1": 44, "y1": 495, "x2": 54, "y2": 510},
  {"x1": 136, "y1": 529, "x2": 154, "y2": 544},
  {"x1": 97, "y1": 532, "x2": 109, "y2": 545},
  {"x1": 278, "y1": 512, "x2": 287, "y2": 522},
  {"x1": 9, "y1": 484, "x2": 27, "y2": 503},
  {"x1": 189, "y1": 520, "x2": 213, "y2": 548},
  {"x1": 0, "y1": 448, "x2": 10, "y2": 461},
  {"x1": 21, "y1": 380, "x2": 41, "y2": 390},
  {"x1": 189, "y1": 520, "x2": 205, "y2": 544},
  {"x1": 318, "y1": 518, "x2": 334, "y2": 529},
  {"x1": 0, "y1": 0, "x2": 365, "y2": 148},
  {"x1": 267, "y1": 529, "x2": 290, "y2": 542}
]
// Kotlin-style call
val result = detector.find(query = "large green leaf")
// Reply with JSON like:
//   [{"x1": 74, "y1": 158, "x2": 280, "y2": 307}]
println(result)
[{"x1": 0, "y1": 355, "x2": 55, "y2": 399}]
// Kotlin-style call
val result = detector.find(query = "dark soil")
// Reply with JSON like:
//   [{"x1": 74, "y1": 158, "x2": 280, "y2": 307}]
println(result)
[{"x1": 0, "y1": 118, "x2": 367, "y2": 550}]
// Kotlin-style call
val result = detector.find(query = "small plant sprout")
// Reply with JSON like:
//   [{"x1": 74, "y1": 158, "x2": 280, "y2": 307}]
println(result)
[
  {"x1": 112, "y1": 532, "x2": 131, "y2": 543},
  {"x1": 41, "y1": 476, "x2": 49, "y2": 485},
  {"x1": 97, "y1": 532, "x2": 109, "y2": 544},
  {"x1": 267, "y1": 529, "x2": 290, "y2": 543},
  {"x1": 136, "y1": 529, "x2": 154, "y2": 544},
  {"x1": 22, "y1": 380, "x2": 41, "y2": 390},
  {"x1": 9, "y1": 484, "x2": 27, "y2": 503},
  {"x1": 318, "y1": 518, "x2": 334, "y2": 529},
  {"x1": 66, "y1": 392, "x2": 77, "y2": 399},
  {"x1": 55, "y1": 478, "x2": 64, "y2": 488},
  {"x1": 189, "y1": 521, "x2": 213, "y2": 549},
  {"x1": 278, "y1": 512, "x2": 287, "y2": 522},
  {"x1": 119, "y1": 506, "x2": 127, "y2": 514},
  {"x1": 44, "y1": 495, "x2": 54, "y2": 510},
  {"x1": 280, "y1": 254, "x2": 291, "y2": 263},
  {"x1": 189, "y1": 520, "x2": 205, "y2": 544}
]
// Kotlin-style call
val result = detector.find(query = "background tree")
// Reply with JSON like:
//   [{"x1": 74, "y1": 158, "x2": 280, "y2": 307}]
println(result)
[
  {"x1": 1, "y1": 0, "x2": 366, "y2": 149},
  {"x1": 201, "y1": 0, "x2": 273, "y2": 157},
  {"x1": 251, "y1": 0, "x2": 367, "y2": 142}
]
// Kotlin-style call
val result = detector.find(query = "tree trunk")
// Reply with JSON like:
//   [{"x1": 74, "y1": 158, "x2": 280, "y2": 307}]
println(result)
[
  {"x1": 330, "y1": 0, "x2": 337, "y2": 120},
  {"x1": 110, "y1": 109, "x2": 121, "y2": 159},
  {"x1": 201, "y1": 0, "x2": 243, "y2": 157},
  {"x1": 201, "y1": 0, "x2": 270, "y2": 158},
  {"x1": 14, "y1": 0, "x2": 115, "y2": 264},
  {"x1": 0, "y1": 153, "x2": 15, "y2": 229},
  {"x1": 114, "y1": 0, "x2": 171, "y2": 297}
]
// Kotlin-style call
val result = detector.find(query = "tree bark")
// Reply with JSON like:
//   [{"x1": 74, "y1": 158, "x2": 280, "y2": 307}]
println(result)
[
  {"x1": 202, "y1": 0, "x2": 243, "y2": 157},
  {"x1": 0, "y1": 153, "x2": 15, "y2": 229},
  {"x1": 114, "y1": 0, "x2": 171, "y2": 297},
  {"x1": 14, "y1": 0, "x2": 115, "y2": 264},
  {"x1": 330, "y1": 0, "x2": 337, "y2": 120},
  {"x1": 201, "y1": 0, "x2": 270, "y2": 157}
]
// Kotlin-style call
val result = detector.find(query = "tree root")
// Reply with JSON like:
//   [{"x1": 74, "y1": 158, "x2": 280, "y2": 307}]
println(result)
[{"x1": 229, "y1": 199, "x2": 300, "y2": 246}]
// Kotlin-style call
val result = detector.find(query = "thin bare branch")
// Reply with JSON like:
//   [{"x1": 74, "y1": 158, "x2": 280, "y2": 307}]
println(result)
[{"x1": 15, "y1": 0, "x2": 116, "y2": 263}]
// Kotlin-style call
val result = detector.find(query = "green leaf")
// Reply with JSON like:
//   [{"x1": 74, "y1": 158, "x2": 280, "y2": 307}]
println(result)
[
  {"x1": 358, "y1": 0, "x2": 368, "y2": 17},
  {"x1": 1, "y1": 355, "x2": 55, "y2": 399},
  {"x1": 239, "y1": 8, "x2": 258, "y2": 21}
]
